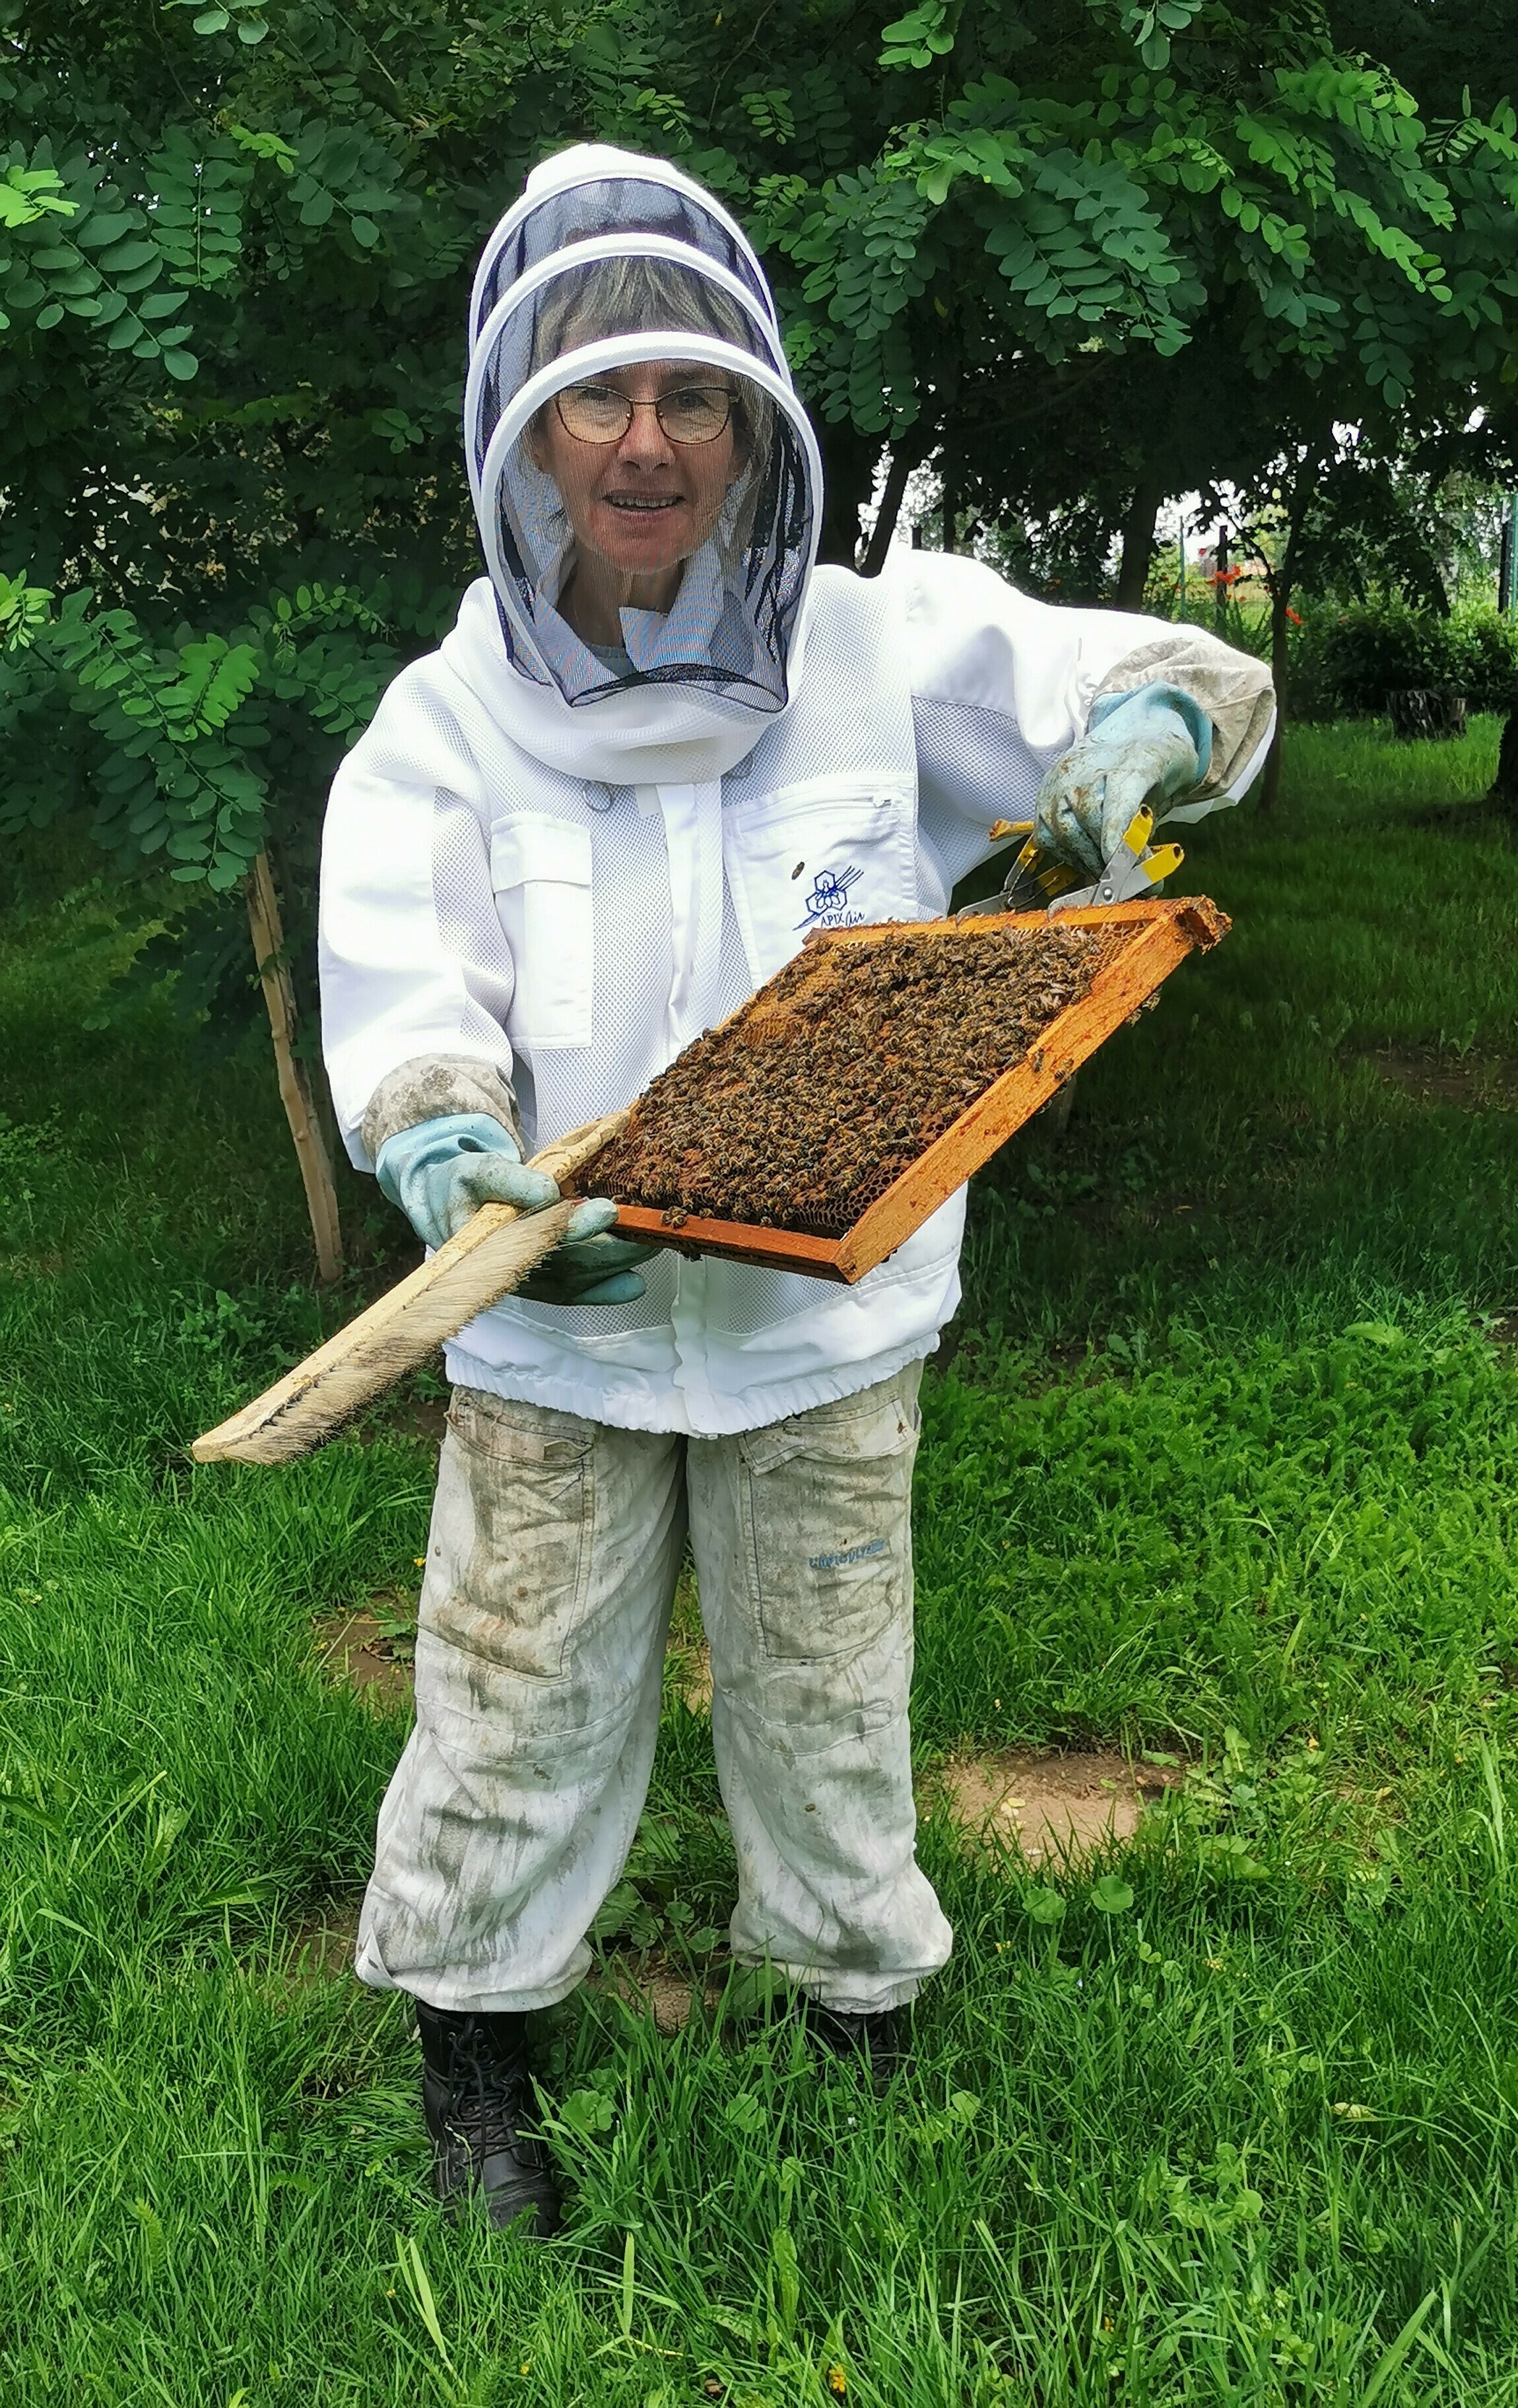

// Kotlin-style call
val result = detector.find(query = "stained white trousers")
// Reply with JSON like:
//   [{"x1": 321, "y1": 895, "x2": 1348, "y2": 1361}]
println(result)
[{"x1": 355, "y1": 1362, "x2": 952, "y2": 2015}]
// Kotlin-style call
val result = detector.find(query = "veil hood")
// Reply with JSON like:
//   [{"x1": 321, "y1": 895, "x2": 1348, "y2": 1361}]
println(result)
[{"x1": 456, "y1": 145, "x2": 822, "y2": 783}]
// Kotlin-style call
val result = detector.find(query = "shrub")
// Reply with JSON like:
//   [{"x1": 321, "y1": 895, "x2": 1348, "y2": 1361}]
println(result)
[
  {"x1": 1282, "y1": 601, "x2": 1340, "y2": 722},
  {"x1": 1447, "y1": 607, "x2": 1518, "y2": 710},
  {"x1": 1312, "y1": 599, "x2": 1518, "y2": 716},
  {"x1": 1320, "y1": 600, "x2": 1461, "y2": 711}
]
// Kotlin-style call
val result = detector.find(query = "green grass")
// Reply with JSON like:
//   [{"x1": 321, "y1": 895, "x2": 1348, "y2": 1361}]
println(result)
[{"x1": 5, "y1": 719, "x2": 1518, "y2": 2403}]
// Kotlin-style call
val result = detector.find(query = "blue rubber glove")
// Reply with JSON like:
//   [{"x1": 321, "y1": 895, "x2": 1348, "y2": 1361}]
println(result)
[
  {"x1": 1034, "y1": 683, "x2": 1214, "y2": 877},
  {"x1": 375, "y1": 1114, "x2": 653, "y2": 1304}
]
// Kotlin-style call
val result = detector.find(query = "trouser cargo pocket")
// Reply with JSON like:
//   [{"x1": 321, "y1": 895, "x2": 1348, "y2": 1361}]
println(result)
[
  {"x1": 735, "y1": 1366, "x2": 921, "y2": 1660},
  {"x1": 422, "y1": 1388, "x2": 595, "y2": 1682}
]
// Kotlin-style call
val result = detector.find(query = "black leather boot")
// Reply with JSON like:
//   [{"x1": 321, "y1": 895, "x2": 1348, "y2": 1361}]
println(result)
[
  {"x1": 798, "y1": 2001, "x2": 908, "y2": 2089},
  {"x1": 415, "y1": 2000, "x2": 562, "y2": 2235}
]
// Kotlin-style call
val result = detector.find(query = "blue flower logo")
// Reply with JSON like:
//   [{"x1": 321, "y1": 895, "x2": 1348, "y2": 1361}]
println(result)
[{"x1": 795, "y1": 863, "x2": 863, "y2": 929}]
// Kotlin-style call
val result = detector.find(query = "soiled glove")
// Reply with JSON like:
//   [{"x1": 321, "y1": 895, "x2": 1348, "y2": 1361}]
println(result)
[
  {"x1": 1034, "y1": 683, "x2": 1214, "y2": 876},
  {"x1": 375, "y1": 1112, "x2": 651, "y2": 1304},
  {"x1": 517, "y1": 1228, "x2": 657, "y2": 1307}
]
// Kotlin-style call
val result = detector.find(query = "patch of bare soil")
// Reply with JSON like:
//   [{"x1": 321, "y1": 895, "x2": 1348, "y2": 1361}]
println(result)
[
  {"x1": 668, "y1": 1634, "x2": 713, "y2": 1713},
  {"x1": 595, "y1": 1955, "x2": 720, "y2": 2036},
  {"x1": 589, "y1": 921, "x2": 1122, "y2": 1236},
  {"x1": 313, "y1": 1593, "x2": 416, "y2": 1708},
  {"x1": 282, "y1": 1897, "x2": 362, "y2": 1983},
  {"x1": 933, "y1": 1748, "x2": 1185, "y2": 1863},
  {"x1": 1360, "y1": 1045, "x2": 1517, "y2": 1111}
]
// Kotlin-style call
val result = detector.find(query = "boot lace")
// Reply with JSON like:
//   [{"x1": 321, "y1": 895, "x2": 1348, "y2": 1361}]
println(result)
[{"x1": 439, "y1": 2018, "x2": 532, "y2": 2162}]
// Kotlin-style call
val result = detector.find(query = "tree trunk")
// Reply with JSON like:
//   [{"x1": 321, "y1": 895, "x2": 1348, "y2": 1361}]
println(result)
[
  {"x1": 247, "y1": 852, "x2": 343, "y2": 1283},
  {"x1": 1213, "y1": 526, "x2": 1229, "y2": 630},
  {"x1": 1259, "y1": 578, "x2": 1291, "y2": 817},
  {"x1": 941, "y1": 477, "x2": 960, "y2": 554},
  {"x1": 814, "y1": 420, "x2": 882, "y2": 568},
  {"x1": 1387, "y1": 689, "x2": 1467, "y2": 741},
  {"x1": 1488, "y1": 706, "x2": 1518, "y2": 808},
  {"x1": 1258, "y1": 449, "x2": 1320, "y2": 817},
  {"x1": 1115, "y1": 476, "x2": 1162, "y2": 609},
  {"x1": 860, "y1": 443, "x2": 920, "y2": 577}
]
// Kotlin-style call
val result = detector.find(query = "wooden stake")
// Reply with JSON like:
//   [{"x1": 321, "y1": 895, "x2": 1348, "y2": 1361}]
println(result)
[{"x1": 246, "y1": 851, "x2": 343, "y2": 1285}]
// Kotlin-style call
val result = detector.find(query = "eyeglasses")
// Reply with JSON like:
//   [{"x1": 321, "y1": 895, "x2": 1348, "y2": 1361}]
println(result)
[{"x1": 553, "y1": 382, "x2": 735, "y2": 447}]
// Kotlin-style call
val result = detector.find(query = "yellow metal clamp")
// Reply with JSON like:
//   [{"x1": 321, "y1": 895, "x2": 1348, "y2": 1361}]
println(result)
[{"x1": 980, "y1": 809, "x2": 1184, "y2": 914}]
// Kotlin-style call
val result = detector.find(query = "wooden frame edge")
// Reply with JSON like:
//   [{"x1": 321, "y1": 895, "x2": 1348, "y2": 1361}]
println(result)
[
  {"x1": 610, "y1": 1204, "x2": 849, "y2": 1279},
  {"x1": 834, "y1": 907, "x2": 1212, "y2": 1281},
  {"x1": 597, "y1": 899, "x2": 1229, "y2": 1290},
  {"x1": 809, "y1": 894, "x2": 1228, "y2": 947}
]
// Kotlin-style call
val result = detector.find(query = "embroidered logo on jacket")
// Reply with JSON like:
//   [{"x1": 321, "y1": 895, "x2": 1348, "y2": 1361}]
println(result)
[{"x1": 795, "y1": 863, "x2": 864, "y2": 931}]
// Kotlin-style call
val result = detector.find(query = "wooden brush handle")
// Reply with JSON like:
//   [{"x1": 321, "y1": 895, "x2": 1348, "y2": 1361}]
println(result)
[
  {"x1": 530, "y1": 1114, "x2": 629, "y2": 1192},
  {"x1": 191, "y1": 1107, "x2": 632, "y2": 1467}
]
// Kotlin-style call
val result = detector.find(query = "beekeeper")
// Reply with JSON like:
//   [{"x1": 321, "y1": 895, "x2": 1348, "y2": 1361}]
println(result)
[{"x1": 319, "y1": 144, "x2": 1274, "y2": 2234}]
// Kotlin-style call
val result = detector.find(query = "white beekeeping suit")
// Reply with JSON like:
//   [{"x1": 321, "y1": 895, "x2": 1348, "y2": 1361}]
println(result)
[{"x1": 317, "y1": 147, "x2": 1274, "y2": 2075}]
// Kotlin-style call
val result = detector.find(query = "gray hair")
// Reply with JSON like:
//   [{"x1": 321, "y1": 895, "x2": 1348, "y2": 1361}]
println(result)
[{"x1": 528, "y1": 254, "x2": 775, "y2": 502}]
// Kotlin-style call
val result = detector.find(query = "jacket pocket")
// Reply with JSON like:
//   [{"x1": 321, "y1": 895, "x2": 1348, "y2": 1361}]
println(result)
[
  {"x1": 723, "y1": 776, "x2": 917, "y2": 986},
  {"x1": 490, "y1": 815, "x2": 594, "y2": 1050},
  {"x1": 736, "y1": 1372, "x2": 921, "y2": 1661},
  {"x1": 422, "y1": 1390, "x2": 595, "y2": 1682}
]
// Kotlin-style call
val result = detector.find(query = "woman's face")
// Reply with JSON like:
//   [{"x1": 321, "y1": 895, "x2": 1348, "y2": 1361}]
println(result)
[{"x1": 531, "y1": 358, "x2": 742, "y2": 579}]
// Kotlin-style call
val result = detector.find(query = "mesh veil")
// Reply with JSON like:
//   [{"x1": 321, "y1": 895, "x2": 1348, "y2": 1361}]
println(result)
[
  {"x1": 463, "y1": 159, "x2": 818, "y2": 721},
  {"x1": 470, "y1": 170, "x2": 777, "y2": 351}
]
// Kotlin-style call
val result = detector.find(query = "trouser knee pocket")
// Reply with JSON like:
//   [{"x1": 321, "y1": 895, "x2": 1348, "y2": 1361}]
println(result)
[
  {"x1": 735, "y1": 1374, "x2": 920, "y2": 1661},
  {"x1": 422, "y1": 1389, "x2": 595, "y2": 1683}
]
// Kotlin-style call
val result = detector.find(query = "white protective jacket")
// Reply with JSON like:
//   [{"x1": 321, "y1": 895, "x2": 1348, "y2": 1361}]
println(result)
[{"x1": 319, "y1": 147, "x2": 1275, "y2": 1438}]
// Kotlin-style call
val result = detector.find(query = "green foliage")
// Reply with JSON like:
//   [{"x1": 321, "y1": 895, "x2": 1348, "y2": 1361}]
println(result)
[
  {"x1": 0, "y1": 573, "x2": 413, "y2": 890},
  {"x1": 834, "y1": 20, "x2": 1518, "y2": 419},
  {"x1": 0, "y1": 566, "x2": 48, "y2": 646},
  {"x1": 1313, "y1": 600, "x2": 1518, "y2": 714},
  {"x1": 0, "y1": 158, "x2": 72, "y2": 230},
  {"x1": 0, "y1": 127, "x2": 216, "y2": 368},
  {"x1": 1330, "y1": 601, "x2": 1468, "y2": 703},
  {"x1": 880, "y1": 4, "x2": 959, "y2": 76},
  {"x1": 1449, "y1": 605, "x2": 1518, "y2": 708}
]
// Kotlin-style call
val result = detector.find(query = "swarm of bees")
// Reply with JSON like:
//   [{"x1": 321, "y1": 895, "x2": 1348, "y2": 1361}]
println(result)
[{"x1": 589, "y1": 921, "x2": 1124, "y2": 1238}]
